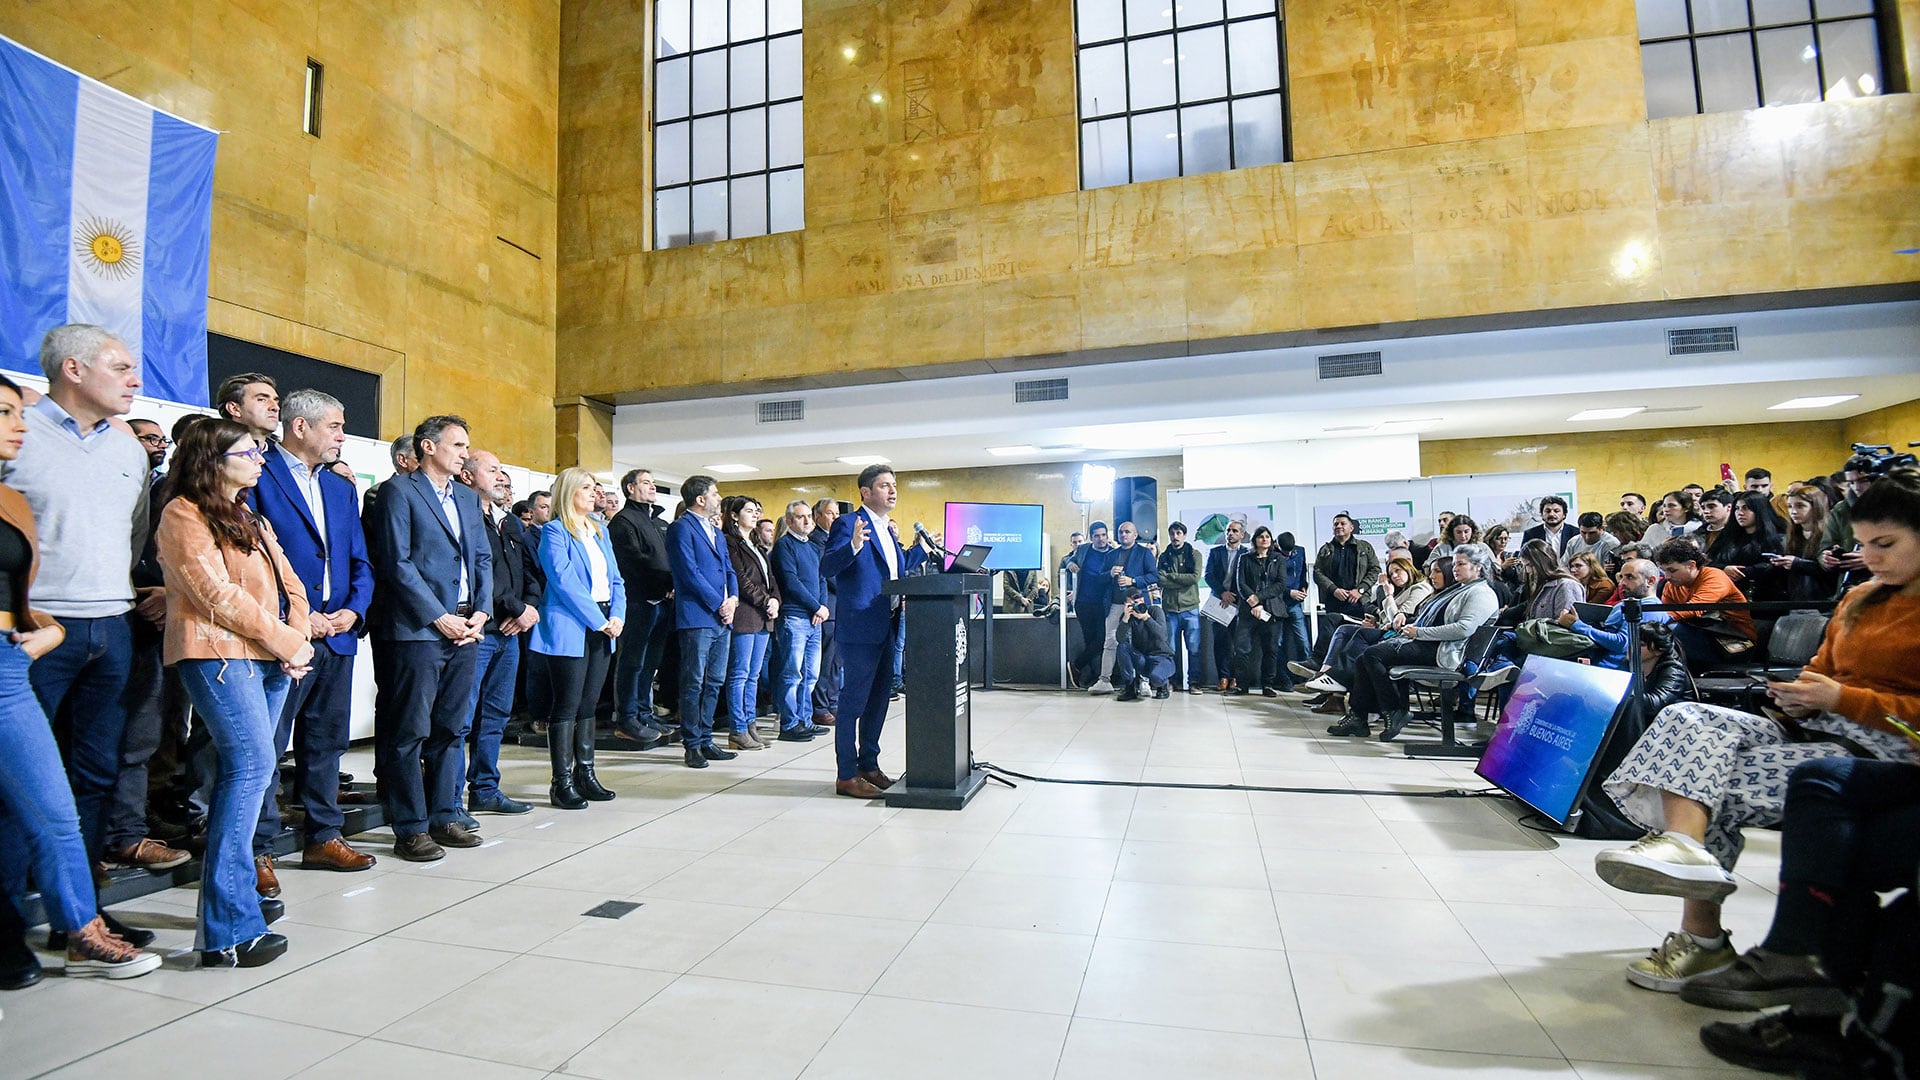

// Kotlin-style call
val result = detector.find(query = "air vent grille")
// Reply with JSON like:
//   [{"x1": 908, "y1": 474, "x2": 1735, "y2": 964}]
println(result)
[
  {"x1": 1014, "y1": 377, "x2": 1069, "y2": 403},
  {"x1": 756, "y1": 399, "x2": 805, "y2": 424},
  {"x1": 1667, "y1": 326, "x2": 1738, "y2": 355},
  {"x1": 1317, "y1": 351, "x2": 1383, "y2": 380}
]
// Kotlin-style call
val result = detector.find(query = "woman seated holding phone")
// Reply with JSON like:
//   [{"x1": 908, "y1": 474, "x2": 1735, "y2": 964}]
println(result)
[{"x1": 1590, "y1": 467, "x2": 1920, "y2": 998}]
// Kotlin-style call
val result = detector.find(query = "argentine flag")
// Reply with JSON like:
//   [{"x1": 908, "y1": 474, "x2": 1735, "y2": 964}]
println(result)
[{"x1": 0, "y1": 34, "x2": 218, "y2": 406}]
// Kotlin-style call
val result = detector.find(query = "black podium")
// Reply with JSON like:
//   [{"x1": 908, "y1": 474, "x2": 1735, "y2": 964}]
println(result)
[{"x1": 882, "y1": 573, "x2": 991, "y2": 810}]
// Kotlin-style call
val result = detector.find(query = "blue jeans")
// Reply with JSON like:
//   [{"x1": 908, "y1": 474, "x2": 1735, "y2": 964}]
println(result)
[
  {"x1": 1276, "y1": 606, "x2": 1311, "y2": 689},
  {"x1": 677, "y1": 626, "x2": 729, "y2": 749},
  {"x1": 466, "y1": 632, "x2": 521, "y2": 801},
  {"x1": 726, "y1": 630, "x2": 770, "y2": 734},
  {"x1": 613, "y1": 599, "x2": 671, "y2": 723},
  {"x1": 27, "y1": 613, "x2": 132, "y2": 860},
  {"x1": 889, "y1": 619, "x2": 905, "y2": 690},
  {"x1": 1165, "y1": 610, "x2": 1201, "y2": 689},
  {"x1": 776, "y1": 615, "x2": 821, "y2": 732},
  {"x1": 177, "y1": 659, "x2": 287, "y2": 952},
  {"x1": 0, "y1": 639, "x2": 96, "y2": 931}
]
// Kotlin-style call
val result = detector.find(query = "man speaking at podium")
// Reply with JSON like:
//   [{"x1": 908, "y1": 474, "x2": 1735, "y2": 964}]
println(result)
[{"x1": 821, "y1": 465, "x2": 926, "y2": 798}]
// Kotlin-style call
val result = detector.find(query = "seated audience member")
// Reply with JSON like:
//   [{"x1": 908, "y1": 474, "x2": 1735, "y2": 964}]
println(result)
[
  {"x1": 1382, "y1": 529, "x2": 1413, "y2": 564},
  {"x1": 1620, "y1": 492, "x2": 1650, "y2": 518},
  {"x1": 1719, "y1": 491, "x2": 1785, "y2": 601},
  {"x1": 1643, "y1": 489, "x2": 1702, "y2": 547},
  {"x1": 1568, "y1": 553, "x2": 1615, "y2": 605},
  {"x1": 1688, "y1": 755, "x2": 1920, "y2": 1078},
  {"x1": 1431, "y1": 515, "x2": 1478, "y2": 563},
  {"x1": 532, "y1": 468, "x2": 625, "y2": 809},
  {"x1": 1522, "y1": 495, "x2": 1576, "y2": 561},
  {"x1": 0, "y1": 372, "x2": 161, "y2": 986},
  {"x1": 1605, "y1": 510, "x2": 1648, "y2": 549},
  {"x1": 1112, "y1": 589, "x2": 1175, "y2": 701},
  {"x1": 1155, "y1": 522, "x2": 1203, "y2": 692},
  {"x1": 157, "y1": 420, "x2": 315, "y2": 969},
  {"x1": 1564, "y1": 512, "x2": 1621, "y2": 567},
  {"x1": 1572, "y1": 622, "x2": 1697, "y2": 841},
  {"x1": 1231, "y1": 525, "x2": 1290, "y2": 697},
  {"x1": 1772, "y1": 485, "x2": 1840, "y2": 602},
  {"x1": 1482, "y1": 524, "x2": 1518, "y2": 604},
  {"x1": 1298, "y1": 557, "x2": 1434, "y2": 717},
  {"x1": 1328, "y1": 545, "x2": 1499, "y2": 741},
  {"x1": 1654, "y1": 539, "x2": 1755, "y2": 669},
  {"x1": 1515, "y1": 539, "x2": 1583, "y2": 623},
  {"x1": 1555, "y1": 558, "x2": 1671, "y2": 670},
  {"x1": 1591, "y1": 467, "x2": 1920, "y2": 997}
]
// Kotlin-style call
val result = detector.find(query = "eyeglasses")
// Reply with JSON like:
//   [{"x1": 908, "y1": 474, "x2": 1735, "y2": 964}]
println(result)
[
  {"x1": 225, "y1": 446, "x2": 266, "y2": 463},
  {"x1": 137, "y1": 434, "x2": 170, "y2": 447}
]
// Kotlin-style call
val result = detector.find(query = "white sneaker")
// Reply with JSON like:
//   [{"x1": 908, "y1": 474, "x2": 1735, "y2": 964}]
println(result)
[
  {"x1": 1088, "y1": 679, "x2": 1113, "y2": 694},
  {"x1": 1595, "y1": 833, "x2": 1737, "y2": 901},
  {"x1": 1303, "y1": 674, "x2": 1347, "y2": 694},
  {"x1": 1287, "y1": 661, "x2": 1320, "y2": 680}
]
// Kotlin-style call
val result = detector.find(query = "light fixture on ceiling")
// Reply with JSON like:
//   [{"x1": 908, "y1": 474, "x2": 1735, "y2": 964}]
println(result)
[
  {"x1": 1376, "y1": 417, "x2": 1444, "y2": 429},
  {"x1": 986, "y1": 444, "x2": 1042, "y2": 456},
  {"x1": 703, "y1": 463, "x2": 759, "y2": 474},
  {"x1": 836, "y1": 454, "x2": 890, "y2": 466},
  {"x1": 1768, "y1": 394, "x2": 1859, "y2": 410},
  {"x1": 1566, "y1": 407, "x2": 1646, "y2": 422},
  {"x1": 1173, "y1": 430, "x2": 1227, "y2": 441}
]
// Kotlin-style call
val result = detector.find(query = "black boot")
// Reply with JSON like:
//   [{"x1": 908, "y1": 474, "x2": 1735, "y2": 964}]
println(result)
[
  {"x1": 573, "y1": 718, "x2": 616, "y2": 801},
  {"x1": 548, "y1": 721, "x2": 587, "y2": 809},
  {"x1": 0, "y1": 894, "x2": 41, "y2": 990}
]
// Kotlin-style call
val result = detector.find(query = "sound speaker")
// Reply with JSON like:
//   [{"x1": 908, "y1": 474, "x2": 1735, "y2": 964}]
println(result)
[{"x1": 1113, "y1": 476, "x2": 1158, "y2": 543}]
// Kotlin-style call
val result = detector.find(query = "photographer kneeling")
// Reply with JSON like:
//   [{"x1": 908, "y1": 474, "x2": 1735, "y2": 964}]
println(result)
[{"x1": 1112, "y1": 588, "x2": 1175, "y2": 702}]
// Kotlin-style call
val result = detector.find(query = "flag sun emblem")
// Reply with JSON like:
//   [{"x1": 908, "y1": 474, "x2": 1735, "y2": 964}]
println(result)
[{"x1": 74, "y1": 217, "x2": 140, "y2": 280}]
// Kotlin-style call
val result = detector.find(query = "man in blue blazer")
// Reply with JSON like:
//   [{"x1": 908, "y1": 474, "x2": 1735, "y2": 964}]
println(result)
[
  {"x1": 369, "y1": 416, "x2": 493, "y2": 862},
  {"x1": 820, "y1": 465, "x2": 926, "y2": 798},
  {"x1": 667, "y1": 475, "x2": 739, "y2": 768},
  {"x1": 248, "y1": 390, "x2": 378, "y2": 874}
]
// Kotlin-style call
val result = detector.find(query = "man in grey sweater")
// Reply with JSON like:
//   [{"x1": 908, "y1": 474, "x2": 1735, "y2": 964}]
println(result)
[{"x1": 0, "y1": 325, "x2": 151, "y2": 905}]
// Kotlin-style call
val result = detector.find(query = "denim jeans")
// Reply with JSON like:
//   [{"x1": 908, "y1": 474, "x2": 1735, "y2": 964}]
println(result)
[
  {"x1": 1276, "y1": 606, "x2": 1310, "y2": 689},
  {"x1": 726, "y1": 630, "x2": 770, "y2": 734},
  {"x1": 466, "y1": 632, "x2": 521, "y2": 801},
  {"x1": 677, "y1": 626, "x2": 729, "y2": 749},
  {"x1": 105, "y1": 626, "x2": 166, "y2": 852},
  {"x1": 1164, "y1": 610, "x2": 1201, "y2": 689},
  {"x1": 612, "y1": 598, "x2": 671, "y2": 723},
  {"x1": 177, "y1": 658, "x2": 287, "y2": 952},
  {"x1": 775, "y1": 615, "x2": 821, "y2": 732},
  {"x1": 27, "y1": 613, "x2": 132, "y2": 860},
  {"x1": 0, "y1": 639, "x2": 96, "y2": 931}
]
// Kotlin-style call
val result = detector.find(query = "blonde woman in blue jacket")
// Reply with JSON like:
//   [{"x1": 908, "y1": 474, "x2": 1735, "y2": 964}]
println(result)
[{"x1": 531, "y1": 468, "x2": 625, "y2": 809}]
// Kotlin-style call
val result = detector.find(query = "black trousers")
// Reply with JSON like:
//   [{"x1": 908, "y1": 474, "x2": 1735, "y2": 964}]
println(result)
[
  {"x1": 254, "y1": 646, "x2": 355, "y2": 851},
  {"x1": 812, "y1": 618, "x2": 839, "y2": 715},
  {"x1": 1234, "y1": 616, "x2": 1280, "y2": 690},
  {"x1": 546, "y1": 642, "x2": 614, "y2": 726},
  {"x1": 1349, "y1": 637, "x2": 1439, "y2": 717}
]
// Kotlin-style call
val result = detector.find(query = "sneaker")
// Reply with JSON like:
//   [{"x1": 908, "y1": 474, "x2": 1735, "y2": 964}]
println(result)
[
  {"x1": 1087, "y1": 679, "x2": 1114, "y2": 694},
  {"x1": 1287, "y1": 661, "x2": 1320, "y2": 680},
  {"x1": 1595, "y1": 833, "x2": 1738, "y2": 901},
  {"x1": 1303, "y1": 674, "x2": 1346, "y2": 694},
  {"x1": 63, "y1": 918, "x2": 161, "y2": 980},
  {"x1": 1626, "y1": 931, "x2": 1738, "y2": 993},
  {"x1": 1680, "y1": 947, "x2": 1847, "y2": 1012},
  {"x1": 1699, "y1": 1008, "x2": 1846, "y2": 1074},
  {"x1": 107, "y1": 838, "x2": 192, "y2": 872}
]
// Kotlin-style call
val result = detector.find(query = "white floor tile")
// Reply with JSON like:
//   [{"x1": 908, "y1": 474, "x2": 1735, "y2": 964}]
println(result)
[
  {"x1": 644, "y1": 851, "x2": 830, "y2": 907},
  {"x1": 390, "y1": 884, "x2": 609, "y2": 953},
  {"x1": 798, "y1": 996, "x2": 1069, "y2": 1080},
  {"x1": 1074, "y1": 936, "x2": 1303, "y2": 1038},
  {"x1": 1272, "y1": 892, "x2": 1487, "y2": 964},
  {"x1": 1497, "y1": 963, "x2": 1752, "y2": 1069},
  {"x1": 1287, "y1": 952, "x2": 1563, "y2": 1058},
  {"x1": 870, "y1": 922, "x2": 1094, "y2": 1014},
  {"x1": 531, "y1": 896, "x2": 759, "y2": 973},
  {"x1": 0, "y1": 981, "x2": 199, "y2": 1080},
  {"x1": 222, "y1": 936, "x2": 515, "y2": 1035},
  {"x1": 565, "y1": 975, "x2": 860, "y2": 1080},
  {"x1": 929, "y1": 871, "x2": 1114, "y2": 935},
  {"x1": 1098, "y1": 880, "x2": 1285, "y2": 950},
  {"x1": 690, "y1": 909, "x2": 920, "y2": 992},
  {"x1": 1114, "y1": 838, "x2": 1271, "y2": 889},
  {"x1": 294, "y1": 1038, "x2": 548, "y2": 1080},
  {"x1": 40, "y1": 1008, "x2": 354, "y2": 1080},
  {"x1": 1056, "y1": 1018, "x2": 1313, "y2": 1079},
  {"x1": 1309, "y1": 1040, "x2": 1579, "y2": 1079}
]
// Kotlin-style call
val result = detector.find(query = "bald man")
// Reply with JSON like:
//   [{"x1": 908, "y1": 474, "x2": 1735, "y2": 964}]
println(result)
[{"x1": 459, "y1": 450, "x2": 543, "y2": 816}]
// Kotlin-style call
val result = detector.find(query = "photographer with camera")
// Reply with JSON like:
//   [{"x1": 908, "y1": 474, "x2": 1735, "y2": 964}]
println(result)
[{"x1": 1112, "y1": 588, "x2": 1175, "y2": 701}]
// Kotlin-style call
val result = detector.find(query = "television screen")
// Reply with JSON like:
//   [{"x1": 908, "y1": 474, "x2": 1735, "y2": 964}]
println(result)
[
  {"x1": 943, "y1": 502, "x2": 1045, "y2": 571},
  {"x1": 1475, "y1": 656, "x2": 1632, "y2": 826}
]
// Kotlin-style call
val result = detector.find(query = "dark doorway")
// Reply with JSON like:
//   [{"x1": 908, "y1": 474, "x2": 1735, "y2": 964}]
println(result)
[{"x1": 207, "y1": 333, "x2": 380, "y2": 438}]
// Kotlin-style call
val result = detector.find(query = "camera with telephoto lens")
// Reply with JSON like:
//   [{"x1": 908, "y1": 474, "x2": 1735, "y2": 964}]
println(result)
[{"x1": 1849, "y1": 443, "x2": 1919, "y2": 475}]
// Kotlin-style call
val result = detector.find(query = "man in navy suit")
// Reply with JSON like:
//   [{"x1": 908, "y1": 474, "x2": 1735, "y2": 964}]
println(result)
[
  {"x1": 459, "y1": 449, "x2": 545, "y2": 816},
  {"x1": 369, "y1": 416, "x2": 493, "y2": 862},
  {"x1": 1521, "y1": 495, "x2": 1576, "y2": 562},
  {"x1": 249, "y1": 389, "x2": 379, "y2": 874},
  {"x1": 820, "y1": 465, "x2": 926, "y2": 798},
  {"x1": 667, "y1": 475, "x2": 739, "y2": 768}
]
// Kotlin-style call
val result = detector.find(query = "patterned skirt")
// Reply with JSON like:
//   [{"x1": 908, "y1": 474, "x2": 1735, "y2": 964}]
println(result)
[{"x1": 1604, "y1": 701, "x2": 1919, "y2": 870}]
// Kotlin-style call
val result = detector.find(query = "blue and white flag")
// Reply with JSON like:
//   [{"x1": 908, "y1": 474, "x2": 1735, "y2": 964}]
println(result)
[{"x1": 0, "y1": 34, "x2": 218, "y2": 406}]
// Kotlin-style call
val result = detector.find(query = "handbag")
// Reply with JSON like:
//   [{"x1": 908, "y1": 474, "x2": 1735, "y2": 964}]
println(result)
[
  {"x1": 1514, "y1": 618, "x2": 1594, "y2": 658},
  {"x1": 1692, "y1": 611, "x2": 1756, "y2": 656}
]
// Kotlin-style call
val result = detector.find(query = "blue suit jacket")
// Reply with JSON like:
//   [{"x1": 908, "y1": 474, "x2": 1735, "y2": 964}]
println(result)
[
  {"x1": 820, "y1": 507, "x2": 926, "y2": 646},
  {"x1": 249, "y1": 448, "x2": 375, "y2": 655},
  {"x1": 370, "y1": 470, "x2": 493, "y2": 642},
  {"x1": 530, "y1": 520, "x2": 626, "y2": 657},
  {"x1": 668, "y1": 513, "x2": 736, "y2": 631}
]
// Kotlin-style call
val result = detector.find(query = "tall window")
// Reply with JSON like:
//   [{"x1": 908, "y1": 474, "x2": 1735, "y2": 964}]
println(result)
[
  {"x1": 1638, "y1": 0, "x2": 1888, "y2": 119},
  {"x1": 652, "y1": 0, "x2": 802, "y2": 248},
  {"x1": 1073, "y1": 0, "x2": 1290, "y2": 189}
]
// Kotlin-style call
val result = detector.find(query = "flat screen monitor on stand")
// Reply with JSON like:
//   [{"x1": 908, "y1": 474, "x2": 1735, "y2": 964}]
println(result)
[{"x1": 1475, "y1": 656, "x2": 1633, "y2": 830}]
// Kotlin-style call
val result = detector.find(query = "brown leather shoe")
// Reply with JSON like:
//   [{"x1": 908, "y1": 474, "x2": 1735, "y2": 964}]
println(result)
[
  {"x1": 1217, "y1": 678, "x2": 1231, "y2": 691},
  {"x1": 834, "y1": 777, "x2": 884, "y2": 799},
  {"x1": 337, "y1": 788, "x2": 380, "y2": 806},
  {"x1": 428, "y1": 821, "x2": 483, "y2": 848},
  {"x1": 812, "y1": 712, "x2": 836, "y2": 726},
  {"x1": 1311, "y1": 694, "x2": 1347, "y2": 716},
  {"x1": 857, "y1": 769, "x2": 896, "y2": 791},
  {"x1": 254, "y1": 853, "x2": 281, "y2": 898},
  {"x1": 394, "y1": 833, "x2": 445, "y2": 862},
  {"x1": 109, "y1": 838, "x2": 192, "y2": 872},
  {"x1": 301, "y1": 837, "x2": 377, "y2": 872}
]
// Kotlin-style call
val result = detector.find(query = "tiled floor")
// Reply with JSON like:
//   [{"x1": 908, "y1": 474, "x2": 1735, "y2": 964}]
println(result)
[{"x1": 0, "y1": 689, "x2": 1775, "y2": 1079}]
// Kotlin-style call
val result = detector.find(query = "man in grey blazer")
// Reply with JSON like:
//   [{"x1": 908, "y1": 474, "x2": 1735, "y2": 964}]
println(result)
[{"x1": 369, "y1": 416, "x2": 494, "y2": 862}]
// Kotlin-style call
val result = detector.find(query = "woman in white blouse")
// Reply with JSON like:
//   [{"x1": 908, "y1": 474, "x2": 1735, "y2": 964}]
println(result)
[{"x1": 531, "y1": 467, "x2": 625, "y2": 809}]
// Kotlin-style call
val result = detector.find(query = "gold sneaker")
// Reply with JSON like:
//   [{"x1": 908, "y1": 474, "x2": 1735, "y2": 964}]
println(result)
[{"x1": 1626, "y1": 931, "x2": 1737, "y2": 993}]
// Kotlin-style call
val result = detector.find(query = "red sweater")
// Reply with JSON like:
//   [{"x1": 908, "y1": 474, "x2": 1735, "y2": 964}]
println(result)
[{"x1": 1807, "y1": 585, "x2": 1920, "y2": 738}]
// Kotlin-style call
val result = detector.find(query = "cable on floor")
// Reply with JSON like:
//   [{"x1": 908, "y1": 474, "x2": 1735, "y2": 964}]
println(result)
[{"x1": 974, "y1": 760, "x2": 1510, "y2": 800}]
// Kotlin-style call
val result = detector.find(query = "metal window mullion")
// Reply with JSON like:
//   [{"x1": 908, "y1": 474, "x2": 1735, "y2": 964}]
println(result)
[
  {"x1": 1223, "y1": 18, "x2": 1238, "y2": 171},
  {"x1": 1810, "y1": 18, "x2": 1830, "y2": 100},
  {"x1": 1744, "y1": 1, "x2": 1765, "y2": 108},
  {"x1": 1276, "y1": 12, "x2": 1292, "y2": 163},
  {"x1": 764, "y1": 1, "x2": 773, "y2": 234},
  {"x1": 1169, "y1": 29, "x2": 1185, "y2": 176}
]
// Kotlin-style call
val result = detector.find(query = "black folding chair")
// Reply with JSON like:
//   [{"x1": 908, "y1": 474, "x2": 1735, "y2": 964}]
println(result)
[{"x1": 1388, "y1": 619, "x2": 1501, "y2": 760}]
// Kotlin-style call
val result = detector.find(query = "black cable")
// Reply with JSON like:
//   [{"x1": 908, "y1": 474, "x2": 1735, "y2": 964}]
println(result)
[{"x1": 975, "y1": 759, "x2": 1509, "y2": 800}]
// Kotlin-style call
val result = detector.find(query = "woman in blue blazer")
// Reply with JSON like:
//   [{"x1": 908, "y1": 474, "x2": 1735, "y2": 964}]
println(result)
[{"x1": 530, "y1": 468, "x2": 626, "y2": 809}]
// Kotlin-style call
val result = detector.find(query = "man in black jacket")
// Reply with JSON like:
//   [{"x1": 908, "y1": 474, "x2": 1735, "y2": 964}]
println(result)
[
  {"x1": 460, "y1": 450, "x2": 545, "y2": 815},
  {"x1": 609, "y1": 469, "x2": 677, "y2": 744},
  {"x1": 1113, "y1": 590, "x2": 1175, "y2": 701},
  {"x1": 809, "y1": 499, "x2": 841, "y2": 725},
  {"x1": 1522, "y1": 495, "x2": 1576, "y2": 562}
]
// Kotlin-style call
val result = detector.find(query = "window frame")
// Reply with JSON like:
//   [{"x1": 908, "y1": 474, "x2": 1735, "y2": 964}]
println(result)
[
  {"x1": 1072, "y1": 2, "x2": 1293, "y2": 189},
  {"x1": 1637, "y1": 1, "x2": 1892, "y2": 117}
]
